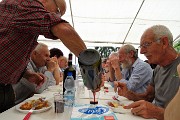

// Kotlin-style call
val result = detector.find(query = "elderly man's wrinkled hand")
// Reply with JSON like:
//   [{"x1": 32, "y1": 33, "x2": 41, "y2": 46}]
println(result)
[
  {"x1": 27, "y1": 72, "x2": 45, "y2": 87},
  {"x1": 109, "y1": 57, "x2": 119, "y2": 69},
  {"x1": 124, "y1": 100, "x2": 164, "y2": 120},
  {"x1": 46, "y1": 59, "x2": 57, "y2": 72},
  {"x1": 114, "y1": 82, "x2": 128, "y2": 96}
]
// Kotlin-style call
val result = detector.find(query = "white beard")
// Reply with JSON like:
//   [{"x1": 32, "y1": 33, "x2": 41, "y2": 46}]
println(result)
[{"x1": 121, "y1": 59, "x2": 132, "y2": 69}]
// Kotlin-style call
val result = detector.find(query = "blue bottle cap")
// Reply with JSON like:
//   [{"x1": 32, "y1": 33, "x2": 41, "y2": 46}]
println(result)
[{"x1": 67, "y1": 72, "x2": 73, "y2": 76}]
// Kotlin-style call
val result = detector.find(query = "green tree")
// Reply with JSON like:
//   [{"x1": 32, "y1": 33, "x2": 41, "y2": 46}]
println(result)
[
  {"x1": 174, "y1": 40, "x2": 180, "y2": 53},
  {"x1": 95, "y1": 47, "x2": 119, "y2": 58}
]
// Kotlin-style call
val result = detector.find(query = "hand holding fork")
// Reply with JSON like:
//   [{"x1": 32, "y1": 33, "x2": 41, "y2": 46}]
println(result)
[{"x1": 112, "y1": 92, "x2": 120, "y2": 101}]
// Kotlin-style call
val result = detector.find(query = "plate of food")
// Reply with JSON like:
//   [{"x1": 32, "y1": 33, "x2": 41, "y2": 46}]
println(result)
[
  {"x1": 107, "y1": 100, "x2": 131, "y2": 113},
  {"x1": 15, "y1": 98, "x2": 52, "y2": 114}
]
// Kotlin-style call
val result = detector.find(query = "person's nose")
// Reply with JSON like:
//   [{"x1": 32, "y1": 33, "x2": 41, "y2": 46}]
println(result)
[
  {"x1": 140, "y1": 47, "x2": 146, "y2": 54},
  {"x1": 46, "y1": 57, "x2": 50, "y2": 61}
]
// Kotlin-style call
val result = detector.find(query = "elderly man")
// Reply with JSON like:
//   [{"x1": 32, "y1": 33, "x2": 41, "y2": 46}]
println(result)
[
  {"x1": 13, "y1": 43, "x2": 60, "y2": 104},
  {"x1": 117, "y1": 25, "x2": 180, "y2": 120},
  {"x1": 0, "y1": 0, "x2": 86, "y2": 112},
  {"x1": 111, "y1": 44, "x2": 153, "y2": 93}
]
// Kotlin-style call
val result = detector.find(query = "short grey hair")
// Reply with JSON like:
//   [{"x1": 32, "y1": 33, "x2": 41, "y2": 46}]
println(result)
[
  {"x1": 34, "y1": 42, "x2": 48, "y2": 52},
  {"x1": 150, "y1": 25, "x2": 173, "y2": 46},
  {"x1": 121, "y1": 44, "x2": 138, "y2": 59}
]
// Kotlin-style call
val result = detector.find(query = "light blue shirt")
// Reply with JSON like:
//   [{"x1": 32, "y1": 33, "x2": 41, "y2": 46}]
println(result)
[{"x1": 118, "y1": 58, "x2": 153, "y2": 93}]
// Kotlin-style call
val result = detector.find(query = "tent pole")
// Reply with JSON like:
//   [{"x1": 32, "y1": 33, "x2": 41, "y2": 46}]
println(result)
[
  {"x1": 69, "y1": 0, "x2": 75, "y2": 28},
  {"x1": 122, "y1": 0, "x2": 145, "y2": 44}
]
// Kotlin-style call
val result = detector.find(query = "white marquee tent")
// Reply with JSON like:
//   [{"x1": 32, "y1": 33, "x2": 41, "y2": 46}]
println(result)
[
  {"x1": 38, "y1": 0, "x2": 180, "y2": 60},
  {"x1": 1, "y1": 0, "x2": 180, "y2": 60},
  {"x1": 38, "y1": 0, "x2": 180, "y2": 44}
]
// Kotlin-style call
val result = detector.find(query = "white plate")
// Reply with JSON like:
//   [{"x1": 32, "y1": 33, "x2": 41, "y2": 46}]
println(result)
[
  {"x1": 106, "y1": 100, "x2": 131, "y2": 113},
  {"x1": 110, "y1": 105, "x2": 131, "y2": 113},
  {"x1": 48, "y1": 85, "x2": 62, "y2": 92},
  {"x1": 15, "y1": 100, "x2": 52, "y2": 114}
]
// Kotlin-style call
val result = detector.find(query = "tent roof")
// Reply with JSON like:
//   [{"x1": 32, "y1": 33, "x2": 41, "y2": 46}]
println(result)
[{"x1": 38, "y1": 0, "x2": 180, "y2": 47}]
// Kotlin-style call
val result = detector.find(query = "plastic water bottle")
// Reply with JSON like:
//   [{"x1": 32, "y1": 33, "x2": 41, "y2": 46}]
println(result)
[{"x1": 64, "y1": 76, "x2": 75, "y2": 106}]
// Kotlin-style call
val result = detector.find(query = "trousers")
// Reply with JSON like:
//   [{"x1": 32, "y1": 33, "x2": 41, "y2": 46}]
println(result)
[{"x1": 0, "y1": 84, "x2": 15, "y2": 113}]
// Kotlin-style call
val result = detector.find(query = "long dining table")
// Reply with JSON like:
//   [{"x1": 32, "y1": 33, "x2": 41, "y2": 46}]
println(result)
[{"x1": 0, "y1": 81, "x2": 156, "y2": 120}]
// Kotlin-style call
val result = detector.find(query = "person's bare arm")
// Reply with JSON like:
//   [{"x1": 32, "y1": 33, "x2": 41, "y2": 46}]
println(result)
[
  {"x1": 116, "y1": 82, "x2": 155, "y2": 102},
  {"x1": 53, "y1": 67, "x2": 62, "y2": 84},
  {"x1": 114, "y1": 67, "x2": 122, "y2": 80},
  {"x1": 109, "y1": 57, "x2": 122, "y2": 80},
  {"x1": 125, "y1": 84, "x2": 155, "y2": 102},
  {"x1": 109, "y1": 64, "x2": 116, "y2": 82},
  {"x1": 50, "y1": 57, "x2": 62, "y2": 84},
  {"x1": 51, "y1": 22, "x2": 87, "y2": 56}
]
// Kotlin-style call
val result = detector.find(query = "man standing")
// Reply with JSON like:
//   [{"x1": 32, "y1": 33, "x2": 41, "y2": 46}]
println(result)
[{"x1": 0, "y1": 0, "x2": 86, "y2": 112}]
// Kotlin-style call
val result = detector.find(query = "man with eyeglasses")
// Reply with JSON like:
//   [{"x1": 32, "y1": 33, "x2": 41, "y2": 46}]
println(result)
[
  {"x1": 0, "y1": 0, "x2": 86, "y2": 112},
  {"x1": 116, "y1": 25, "x2": 179, "y2": 120}
]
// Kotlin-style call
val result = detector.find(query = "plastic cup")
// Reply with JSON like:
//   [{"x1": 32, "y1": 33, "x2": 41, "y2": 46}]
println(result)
[
  {"x1": 89, "y1": 90, "x2": 100, "y2": 105},
  {"x1": 54, "y1": 93, "x2": 65, "y2": 113}
]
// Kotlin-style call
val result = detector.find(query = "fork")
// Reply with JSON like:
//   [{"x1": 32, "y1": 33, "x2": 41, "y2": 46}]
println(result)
[
  {"x1": 112, "y1": 92, "x2": 120, "y2": 101},
  {"x1": 23, "y1": 102, "x2": 38, "y2": 120}
]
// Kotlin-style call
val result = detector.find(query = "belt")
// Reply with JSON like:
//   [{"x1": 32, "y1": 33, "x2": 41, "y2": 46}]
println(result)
[{"x1": 0, "y1": 84, "x2": 10, "y2": 87}]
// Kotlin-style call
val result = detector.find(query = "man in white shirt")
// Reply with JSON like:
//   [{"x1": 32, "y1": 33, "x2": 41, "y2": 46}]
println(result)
[{"x1": 13, "y1": 43, "x2": 60, "y2": 104}]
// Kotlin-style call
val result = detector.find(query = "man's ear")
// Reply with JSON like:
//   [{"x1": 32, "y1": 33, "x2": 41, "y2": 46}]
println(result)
[
  {"x1": 56, "y1": 0, "x2": 66, "y2": 16},
  {"x1": 33, "y1": 51, "x2": 38, "y2": 56},
  {"x1": 161, "y1": 37, "x2": 169, "y2": 48},
  {"x1": 129, "y1": 50, "x2": 134, "y2": 58}
]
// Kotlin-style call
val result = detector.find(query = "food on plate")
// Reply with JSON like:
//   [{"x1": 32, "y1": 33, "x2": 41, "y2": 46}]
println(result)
[
  {"x1": 107, "y1": 101, "x2": 124, "y2": 108},
  {"x1": 20, "y1": 98, "x2": 49, "y2": 110},
  {"x1": 107, "y1": 101, "x2": 130, "y2": 113},
  {"x1": 104, "y1": 86, "x2": 108, "y2": 89}
]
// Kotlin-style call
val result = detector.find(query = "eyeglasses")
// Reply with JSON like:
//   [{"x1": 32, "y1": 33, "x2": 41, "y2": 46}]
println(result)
[
  {"x1": 138, "y1": 38, "x2": 161, "y2": 48},
  {"x1": 53, "y1": 0, "x2": 61, "y2": 16}
]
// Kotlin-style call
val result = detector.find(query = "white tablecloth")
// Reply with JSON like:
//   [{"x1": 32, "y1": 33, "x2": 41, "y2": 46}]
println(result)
[{"x1": 0, "y1": 82, "x2": 156, "y2": 120}]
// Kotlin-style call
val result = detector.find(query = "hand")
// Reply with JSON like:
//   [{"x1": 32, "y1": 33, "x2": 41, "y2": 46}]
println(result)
[
  {"x1": 50, "y1": 57, "x2": 59, "y2": 68},
  {"x1": 114, "y1": 81, "x2": 119, "y2": 92},
  {"x1": 117, "y1": 82, "x2": 128, "y2": 96},
  {"x1": 46, "y1": 59, "x2": 57, "y2": 72},
  {"x1": 101, "y1": 74, "x2": 106, "y2": 81},
  {"x1": 92, "y1": 78, "x2": 104, "y2": 92},
  {"x1": 114, "y1": 82, "x2": 128, "y2": 96},
  {"x1": 109, "y1": 57, "x2": 119, "y2": 69},
  {"x1": 124, "y1": 100, "x2": 164, "y2": 120},
  {"x1": 24, "y1": 71, "x2": 45, "y2": 87}
]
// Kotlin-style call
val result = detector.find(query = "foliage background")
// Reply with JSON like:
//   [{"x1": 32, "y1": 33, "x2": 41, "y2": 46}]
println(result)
[
  {"x1": 95, "y1": 47, "x2": 119, "y2": 58},
  {"x1": 95, "y1": 39, "x2": 180, "y2": 59},
  {"x1": 174, "y1": 40, "x2": 180, "y2": 53}
]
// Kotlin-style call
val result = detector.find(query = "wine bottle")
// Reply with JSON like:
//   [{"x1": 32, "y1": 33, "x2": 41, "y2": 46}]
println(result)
[{"x1": 63, "y1": 53, "x2": 76, "y2": 95}]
